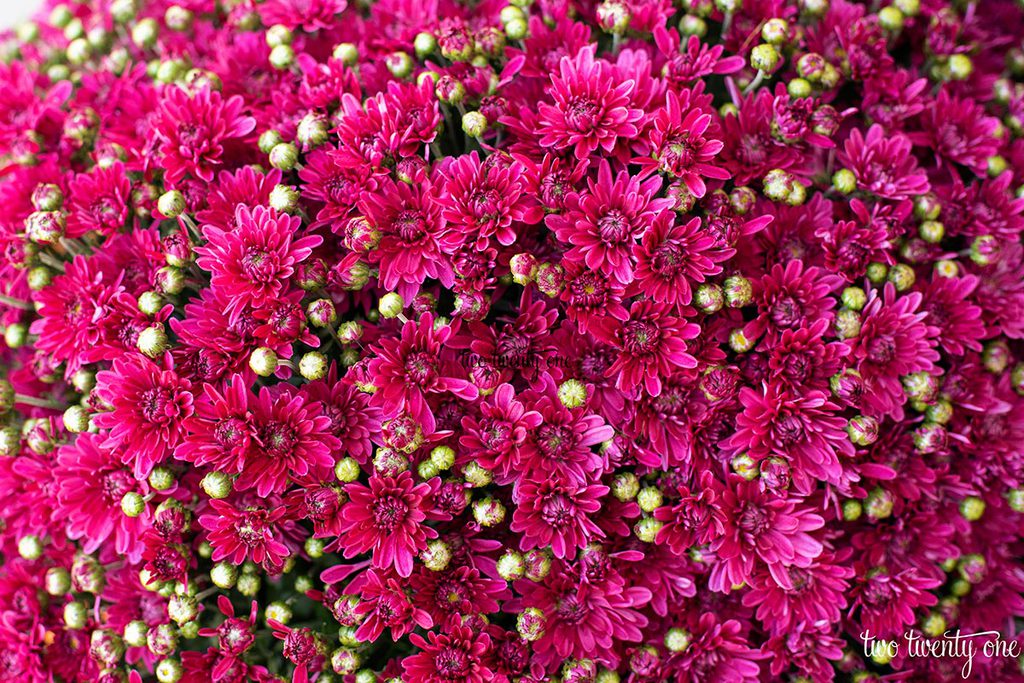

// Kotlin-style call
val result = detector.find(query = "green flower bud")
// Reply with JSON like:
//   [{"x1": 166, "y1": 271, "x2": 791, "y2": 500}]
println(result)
[
  {"x1": 728, "y1": 328, "x2": 755, "y2": 353},
  {"x1": 378, "y1": 292, "x2": 405, "y2": 318},
  {"x1": 265, "y1": 24, "x2": 293, "y2": 48},
  {"x1": 420, "y1": 539, "x2": 452, "y2": 571},
  {"x1": 472, "y1": 497, "x2": 506, "y2": 526},
  {"x1": 121, "y1": 492, "x2": 146, "y2": 518},
  {"x1": 131, "y1": 18, "x2": 159, "y2": 50},
  {"x1": 64, "y1": 601, "x2": 88, "y2": 629},
  {"x1": 750, "y1": 43, "x2": 781, "y2": 73},
  {"x1": 334, "y1": 457, "x2": 361, "y2": 483},
  {"x1": 877, "y1": 6, "x2": 904, "y2": 32},
  {"x1": 557, "y1": 379, "x2": 588, "y2": 409},
  {"x1": 634, "y1": 517, "x2": 663, "y2": 543},
  {"x1": 333, "y1": 43, "x2": 359, "y2": 65},
  {"x1": 694, "y1": 283, "x2": 724, "y2": 313},
  {"x1": 865, "y1": 487, "x2": 894, "y2": 520},
  {"x1": 45, "y1": 567, "x2": 71, "y2": 595},
  {"x1": 269, "y1": 44, "x2": 295, "y2": 70},
  {"x1": 248, "y1": 347, "x2": 279, "y2": 377},
  {"x1": 137, "y1": 324, "x2": 169, "y2": 358},
  {"x1": 268, "y1": 142, "x2": 299, "y2": 171},
  {"x1": 201, "y1": 471, "x2": 233, "y2": 500},
  {"x1": 761, "y1": 18, "x2": 789, "y2": 44},
  {"x1": 664, "y1": 627, "x2": 692, "y2": 653},
  {"x1": 414, "y1": 32, "x2": 437, "y2": 59},
  {"x1": 611, "y1": 472, "x2": 639, "y2": 501},
  {"x1": 18, "y1": 534, "x2": 43, "y2": 560},
  {"x1": 497, "y1": 550, "x2": 525, "y2": 580},
  {"x1": 156, "y1": 658, "x2": 183, "y2": 683},
  {"x1": 959, "y1": 495, "x2": 986, "y2": 521},
  {"x1": 636, "y1": 486, "x2": 663, "y2": 513},
  {"x1": 841, "y1": 499, "x2": 862, "y2": 521},
  {"x1": 210, "y1": 562, "x2": 238, "y2": 589},
  {"x1": 833, "y1": 308, "x2": 861, "y2": 339},
  {"x1": 731, "y1": 453, "x2": 758, "y2": 480},
  {"x1": 841, "y1": 286, "x2": 867, "y2": 311},
  {"x1": 832, "y1": 168, "x2": 856, "y2": 194}
]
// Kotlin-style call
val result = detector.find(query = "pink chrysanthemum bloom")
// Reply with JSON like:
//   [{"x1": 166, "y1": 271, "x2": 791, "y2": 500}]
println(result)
[
  {"x1": 368, "y1": 314, "x2": 478, "y2": 434},
  {"x1": 559, "y1": 264, "x2": 630, "y2": 333},
  {"x1": 301, "y1": 366, "x2": 380, "y2": 464},
  {"x1": 151, "y1": 86, "x2": 256, "y2": 184},
  {"x1": 510, "y1": 476, "x2": 608, "y2": 559},
  {"x1": 742, "y1": 547, "x2": 854, "y2": 633},
  {"x1": 595, "y1": 299, "x2": 700, "y2": 397},
  {"x1": 654, "y1": 28, "x2": 745, "y2": 86},
  {"x1": 65, "y1": 161, "x2": 132, "y2": 237},
  {"x1": 517, "y1": 373, "x2": 615, "y2": 484},
  {"x1": 920, "y1": 275, "x2": 986, "y2": 356},
  {"x1": 29, "y1": 254, "x2": 124, "y2": 376},
  {"x1": 708, "y1": 476, "x2": 825, "y2": 593},
  {"x1": 196, "y1": 205, "x2": 321, "y2": 324},
  {"x1": 654, "y1": 471, "x2": 725, "y2": 555},
  {"x1": 199, "y1": 498, "x2": 291, "y2": 573},
  {"x1": 336, "y1": 471, "x2": 437, "y2": 577},
  {"x1": 459, "y1": 383, "x2": 543, "y2": 485},
  {"x1": 234, "y1": 385, "x2": 340, "y2": 496},
  {"x1": 765, "y1": 318, "x2": 847, "y2": 391},
  {"x1": 56, "y1": 433, "x2": 150, "y2": 563},
  {"x1": 359, "y1": 177, "x2": 453, "y2": 299},
  {"x1": 911, "y1": 89, "x2": 1001, "y2": 174},
  {"x1": 849, "y1": 565, "x2": 941, "y2": 637},
  {"x1": 516, "y1": 562, "x2": 649, "y2": 668},
  {"x1": 258, "y1": 0, "x2": 347, "y2": 32},
  {"x1": 537, "y1": 45, "x2": 644, "y2": 160},
  {"x1": 94, "y1": 353, "x2": 194, "y2": 478},
  {"x1": 743, "y1": 260, "x2": 842, "y2": 342},
  {"x1": 547, "y1": 161, "x2": 672, "y2": 285},
  {"x1": 636, "y1": 88, "x2": 728, "y2": 197},
  {"x1": 633, "y1": 213, "x2": 729, "y2": 306},
  {"x1": 196, "y1": 165, "x2": 282, "y2": 231},
  {"x1": 763, "y1": 620, "x2": 845, "y2": 681},
  {"x1": 176, "y1": 374, "x2": 251, "y2": 475},
  {"x1": 849, "y1": 283, "x2": 940, "y2": 420},
  {"x1": 299, "y1": 146, "x2": 383, "y2": 228},
  {"x1": 724, "y1": 381, "x2": 854, "y2": 494},
  {"x1": 347, "y1": 567, "x2": 434, "y2": 642},
  {"x1": 838, "y1": 124, "x2": 930, "y2": 200},
  {"x1": 435, "y1": 152, "x2": 542, "y2": 251},
  {"x1": 662, "y1": 613, "x2": 767, "y2": 683},
  {"x1": 404, "y1": 618, "x2": 495, "y2": 683}
]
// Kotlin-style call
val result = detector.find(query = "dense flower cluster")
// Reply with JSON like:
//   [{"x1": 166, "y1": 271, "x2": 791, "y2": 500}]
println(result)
[{"x1": 0, "y1": 0, "x2": 1023, "y2": 681}]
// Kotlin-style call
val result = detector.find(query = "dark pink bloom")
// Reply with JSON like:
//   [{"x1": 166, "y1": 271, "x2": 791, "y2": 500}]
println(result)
[
  {"x1": 56, "y1": 433, "x2": 150, "y2": 563},
  {"x1": 65, "y1": 162, "x2": 132, "y2": 237},
  {"x1": 708, "y1": 476, "x2": 825, "y2": 593},
  {"x1": 94, "y1": 353, "x2": 194, "y2": 478},
  {"x1": 199, "y1": 498, "x2": 291, "y2": 573},
  {"x1": 510, "y1": 476, "x2": 608, "y2": 559},
  {"x1": 633, "y1": 213, "x2": 729, "y2": 306},
  {"x1": 152, "y1": 86, "x2": 256, "y2": 184},
  {"x1": 839, "y1": 124, "x2": 930, "y2": 200},
  {"x1": 404, "y1": 618, "x2": 496, "y2": 683},
  {"x1": 196, "y1": 205, "x2": 321, "y2": 324},
  {"x1": 537, "y1": 45, "x2": 644, "y2": 159},
  {"x1": 368, "y1": 314, "x2": 478, "y2": 434},
  {"x1": 336, "y1": 471, "x2": 437, "y2": 577},
  {"x1": 595, "y1": 299, "x2": 700, "y2": 397}
]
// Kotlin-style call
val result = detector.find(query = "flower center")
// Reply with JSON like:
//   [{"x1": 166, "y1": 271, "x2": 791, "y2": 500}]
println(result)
[
  {"x1": 738, "y1": 503, "x2": 769, "y2": 537},
  {"x1": 481, "y1": 419, "x2": 513, "y2": 450},
  {"x1": 540, "y1": 493, "x2": 576, "y2": 529},
  {"x1": 435, "y1": 647, "x2": 470, "y2": 678},
  {"x1": 596, "y1": 210, "x2": 631, "y2": 244},
  {"x1": 102, "y1": 470, "x2": 134, "y2": 504},
  {"x1": 372, "y1": 494, "x2": 409, "y2": 533},
  {"x1": 139, "y1": 388, "x2": 175, "y2": 424},
  {"x1": 240, "y1": 248, "x2": 280, "y2": 283},
  {"x1": 394, "y1": 210, "x2": 427, "y2": 242},
  {"x1": 770, "y1": 296, "x2": 803, "y2": 328},
  {"x1": 650, "y1": 243, "x2": 684, "y2": 277},
  {"x1": 215, "y1": 417, "x2": 249, "y2": 448},
  {"x1": 257, "y1": 420, "x2": 297, "y2": 458},
  {"x1": 404, "y1": 351, "x2": 440, "y2": 386},
  {"x1": 867, "y1": 334, "x2": 896, "y2": 364},
  {"x1": 621, "y1": 320, "x2": 659, "y2": 356},
  {"x1": 566, "y1": 97, "x2": 600, "y2": 131},
  {"x1": 775, "y1": 414, "x2": 804, "y2": 445},
  {"x1": 536, "y1": 424, "x2": 574, "y2": 459}
]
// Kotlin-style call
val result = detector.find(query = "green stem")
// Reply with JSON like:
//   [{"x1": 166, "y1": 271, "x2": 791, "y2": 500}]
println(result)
[
  {"x1": 15, "y1": 393, "x2": 63, "y2": 410},
  {"x1": 0, "y1": 294, "x2": 31, "y2": 310}
]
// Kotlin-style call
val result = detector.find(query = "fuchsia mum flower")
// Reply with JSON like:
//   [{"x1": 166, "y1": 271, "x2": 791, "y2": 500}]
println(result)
[
  {"x1": 3, "y1": 1, "x2": 1024, "y2": 681},
  {"x1": 152, "y1": 86, "x2": 256, "y2": 185},
  {"x1": 336, "y1": 471, "x2": 437, "y2": 577},
  {"x1": 197, "y1": 205, "x2": 321, "y2": 324}
]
